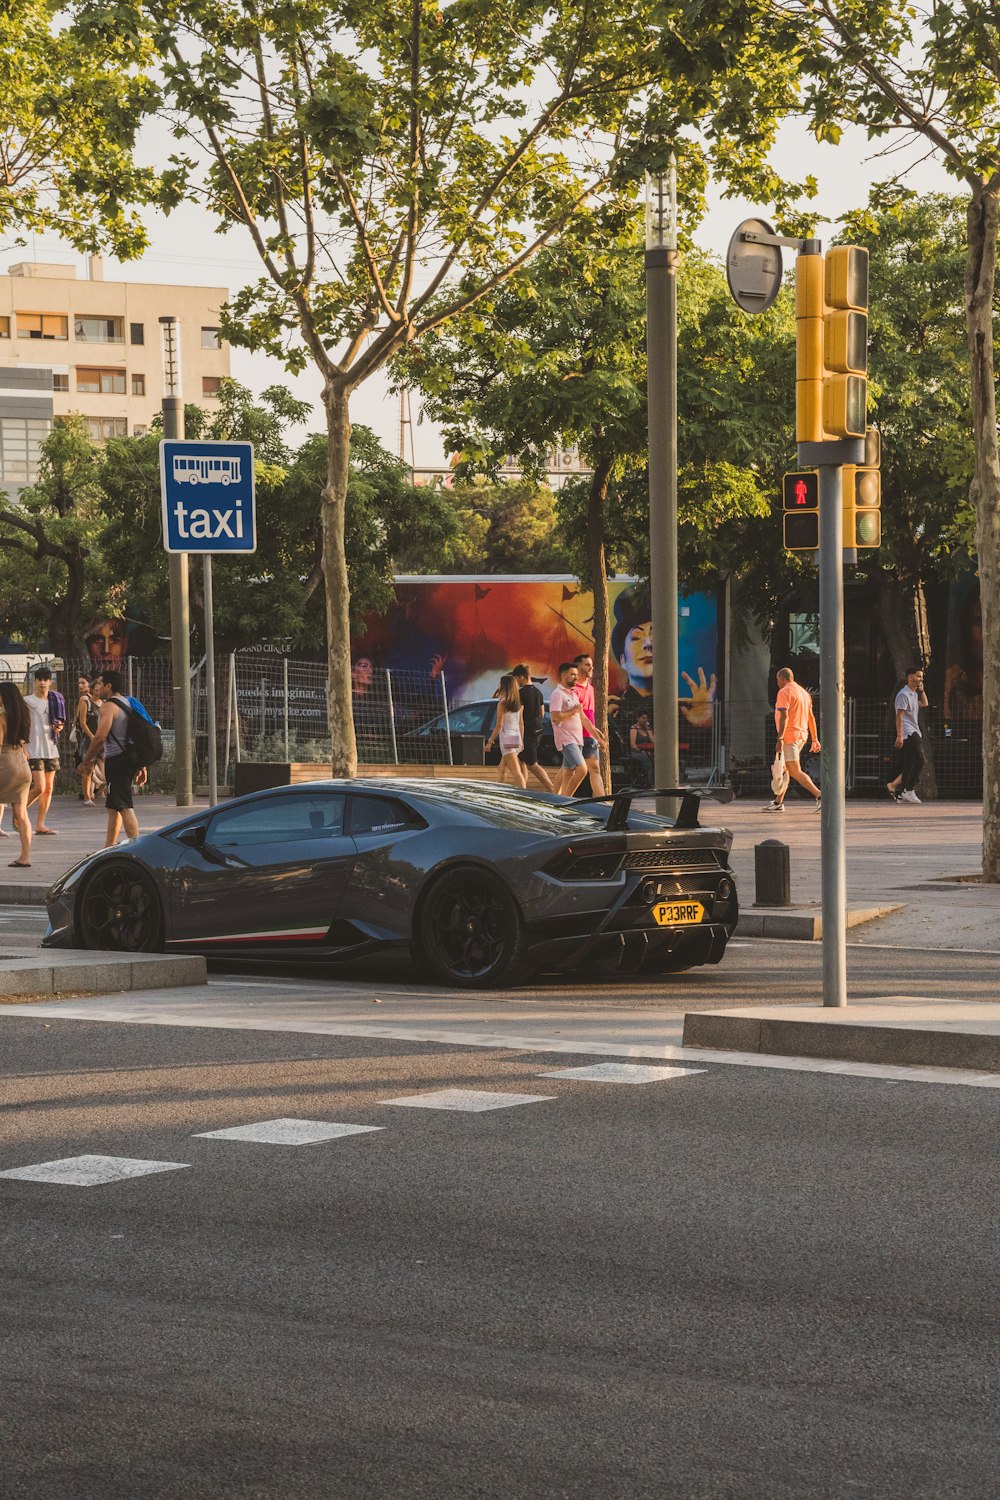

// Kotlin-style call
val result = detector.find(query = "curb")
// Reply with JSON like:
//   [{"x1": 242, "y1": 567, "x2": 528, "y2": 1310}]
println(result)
[
  {"x1": 0, "y1": 883, "x2": 50, "y2": 906},
  {"x1": 682, "y1": 1011, "x2": 1000, "y2": 1073},
  {"x1": 736, "y1": 903, "x2": 904, "y2": 940},
  {"x1": 0, "y1": 947, "x2": 207, "y2": 999}
]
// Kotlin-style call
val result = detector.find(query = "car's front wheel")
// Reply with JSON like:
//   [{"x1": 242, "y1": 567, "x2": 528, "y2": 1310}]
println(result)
[
  {"x1": 78, "y1": 861, "x2": 164, "y2": 953},
  {"x1": 417, "y1": 867, "x2": 533, "y2": 988}
]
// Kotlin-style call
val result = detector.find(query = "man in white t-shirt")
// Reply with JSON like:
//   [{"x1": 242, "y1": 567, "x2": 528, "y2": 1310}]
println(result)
[
  {"x1": 550, "y1": 661, "x2": 607, "y2": 797},
  {"x1": 24, "y1": 667, "x2": 63, "y2": 835},
  {"x1": 887, "y1": 666, "x2": 928, "y2": 804}
]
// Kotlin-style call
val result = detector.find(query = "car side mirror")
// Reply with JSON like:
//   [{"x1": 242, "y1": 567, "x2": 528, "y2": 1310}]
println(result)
[{"x1": 178, "y1": 824, "x2": 207, "y2": 849}]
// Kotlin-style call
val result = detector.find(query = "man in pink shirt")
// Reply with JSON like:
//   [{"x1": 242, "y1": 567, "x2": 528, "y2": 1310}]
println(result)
[
  {"x1": 572, "y1": 652, "x2": 606, "y2": 796},
  {"x1": 765, "y1": 667, "x2": 821, "y2": 812},
  {"x1": 550, "y1": 662, "x2": 607, "y2": 796}
]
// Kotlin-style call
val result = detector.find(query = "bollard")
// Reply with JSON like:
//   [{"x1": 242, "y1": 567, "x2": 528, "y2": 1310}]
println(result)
[{"x1": 754, "y1": 839, "x2": 790, "y2": 907}]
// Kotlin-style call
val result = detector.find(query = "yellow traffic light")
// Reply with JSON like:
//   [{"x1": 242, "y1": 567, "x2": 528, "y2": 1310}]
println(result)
[
  {"x1": 795, "y1": 253, "x2": 825, "y2": 443},
  {"x1": 842, "y1": 463, "x2": 881, "y2": 548},
  {"x1": 823, "y1": 246, "x2": 869, "y2": 437}
]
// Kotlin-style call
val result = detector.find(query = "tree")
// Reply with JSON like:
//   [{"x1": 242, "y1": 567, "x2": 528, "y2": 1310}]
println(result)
[
  {"x1": 396, "y1": 479, "x2": 564, "y2": 576},
  {"x1": 413, "y1": 226, "x2": 794, "y2": 778},
  {"x1": 767, "y1": 0, "x2": 1000, "y2": 872},
  {"x1": 85, "y1": 0, "x2": 807, "y2": 774},
  {"x1": 0, "y1": 415, "x2": 115, "y2": 659},
  {"x1": 0, "y1": 1, "x2": 165, "y2": 255}
]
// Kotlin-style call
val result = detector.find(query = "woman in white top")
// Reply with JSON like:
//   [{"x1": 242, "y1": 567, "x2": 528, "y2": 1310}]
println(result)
[{"x1": 485, "y1": 674, "x2": 527, "y2": 788}]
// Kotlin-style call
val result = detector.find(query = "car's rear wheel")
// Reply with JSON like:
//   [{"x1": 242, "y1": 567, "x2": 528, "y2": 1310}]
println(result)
[
  {"x1": 418, "y1": 867, "x2": 532, "y2": 988},
  {"x1": 78, "y1": 861, "x2": 164, "y2": 953}
]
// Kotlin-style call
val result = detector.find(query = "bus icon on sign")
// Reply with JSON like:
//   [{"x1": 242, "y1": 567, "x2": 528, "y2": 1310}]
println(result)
[{"x1": 172, "y1": 454, "x2": 242, "y2": 486}]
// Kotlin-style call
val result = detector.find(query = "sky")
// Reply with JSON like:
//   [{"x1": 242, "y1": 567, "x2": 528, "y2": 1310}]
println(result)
[{"x1": 2, "y1": 115, "x2": 953, "y2": 468}]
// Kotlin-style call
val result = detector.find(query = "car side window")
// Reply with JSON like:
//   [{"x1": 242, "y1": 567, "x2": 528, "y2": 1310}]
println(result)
[
  {"x1": 441, "y1": 705, "x2": 490, "y2": 734},
  {"x1": 208, "y1": 793, "x2": 346, "y2": 847},
  {"x1": 349, "y1": 796, "x2": 418, "y2": 837}
]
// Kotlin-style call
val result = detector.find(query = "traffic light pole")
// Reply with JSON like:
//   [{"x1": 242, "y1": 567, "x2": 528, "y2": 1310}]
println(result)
[{"x1": 818, "y1": 462, "x2": 847, "y2": 1007}]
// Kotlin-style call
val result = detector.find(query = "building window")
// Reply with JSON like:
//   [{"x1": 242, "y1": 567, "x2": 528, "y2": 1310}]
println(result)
[
  {"x1": 52, "y1": 373, "x2": 69, "y2": 392},
  {"x1": 0, "y1": 316, "x2": 9, "y2": 338},
  {"x1": 77, "y1": 367, "x2": 126, "y2": 394},
  {"x1": 130, "y1": 322, "x2": 144, "y2": 345},
  {"x1": 131, "y1": 373, "x2": 146, "y2": 396},
  {"x1": 0, "y1": 415, "x2": 51, "y2": 484},
  {"x1": 74, "y1": 316, "x2": 124, "y2": 343},
  {"x1": 17, "y1": 313, "x2": 68, "y2": 341},
  {"x1": 133, "y1": 424, "x2": 148, "y2": 437},
  {"x1": 84, "y1": 417, "x2": 128, "y2": 441},
  {"x1": 200, "y1": 327, "x2": 221, "y2": 349},
  {"x1": 202, "y1": 375, "x2": 222, "y2": 397}
]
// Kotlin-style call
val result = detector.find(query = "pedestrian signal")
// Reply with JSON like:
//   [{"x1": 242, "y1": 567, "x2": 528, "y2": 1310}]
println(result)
[{"x1": 783, "y1": 470, "x2": 820, "y2": 550}]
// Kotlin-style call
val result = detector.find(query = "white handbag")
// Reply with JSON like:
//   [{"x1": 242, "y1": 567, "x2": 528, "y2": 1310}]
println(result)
[{"x1": 770, "y1": 753, "x2": 789, "y2": 796}]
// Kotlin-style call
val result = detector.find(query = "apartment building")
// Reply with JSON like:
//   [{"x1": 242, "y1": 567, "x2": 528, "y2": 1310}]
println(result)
[{"x1": 0, "y1": 257, "x2": 231, "y2": 494}]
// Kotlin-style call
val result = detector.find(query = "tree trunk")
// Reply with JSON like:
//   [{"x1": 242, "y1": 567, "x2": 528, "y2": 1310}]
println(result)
[
  {"x1": 966, "y1": 187, "x2": 1000, "y2": 877},
  {"x1": 587, "y1": 456, "x2": 614, "y2": 792},
  {"x1": 876, "y1": 572, "x2": 938, "y2": 798},
  {"x1": 321, "y1": 381, "x2": 358, "y2": 777}
]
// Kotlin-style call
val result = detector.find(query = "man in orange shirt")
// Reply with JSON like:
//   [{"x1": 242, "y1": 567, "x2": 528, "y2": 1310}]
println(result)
[{"x1": 765, "y1": 667, "x2": 821, "y2": 812}]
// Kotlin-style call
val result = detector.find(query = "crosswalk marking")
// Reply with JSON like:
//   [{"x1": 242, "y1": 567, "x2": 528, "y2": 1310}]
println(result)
[
  {"x1": 0, "y1": 1155, "x2": 189, "y2": 1187},
  {"x1": 193, "y1": 1119, "x2": 383, "y2": 1146},
  {"x1": 383, "y1": 1088, "x2": 555, "y2": 1112},
  {"x1": 537, "y1": 1062, "x2": 707, "y2": 1084}
]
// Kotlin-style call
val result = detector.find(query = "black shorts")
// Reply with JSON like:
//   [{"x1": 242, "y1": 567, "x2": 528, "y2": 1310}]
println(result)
[
  {"x1": 105, "y1": 755, "x2": 135, "y2": 812},
  {"x1": 520, "y1": 731, "x2": 541, "y2": 766}
]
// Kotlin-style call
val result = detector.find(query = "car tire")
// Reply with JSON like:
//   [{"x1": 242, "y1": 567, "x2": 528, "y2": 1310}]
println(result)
[
  {"x1": 416, "y1": 866, "x2": 533, "y2": 989},
  {"x1": 78, "y1": 861, "x2": 165, "y2": 953}
]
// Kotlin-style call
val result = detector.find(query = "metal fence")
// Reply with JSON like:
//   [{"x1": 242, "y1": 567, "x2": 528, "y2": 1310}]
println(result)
[{"x1": 3, "y1": 656, "x2": 985, "y2": 800}]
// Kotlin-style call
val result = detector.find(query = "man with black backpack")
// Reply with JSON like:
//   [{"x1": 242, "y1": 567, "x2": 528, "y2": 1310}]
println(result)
[{"x1": 78, "y1": 670, "x2": 157, "y2": 847}]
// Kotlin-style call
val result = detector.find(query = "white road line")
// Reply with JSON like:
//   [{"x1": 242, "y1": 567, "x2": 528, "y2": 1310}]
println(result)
[
  {"x1": 537, "y1": 1062, "x2": 705, "y2": 1084},
  {"x1": 384, "y1": 1088, "x2": 556, "y2": 1112},
  {"x1": 193, "y1": 1118, "x2": 382, "y2": 1146},
  {"x1": 0, "y1": 1155, "x2": 189, "y2": 1186}
]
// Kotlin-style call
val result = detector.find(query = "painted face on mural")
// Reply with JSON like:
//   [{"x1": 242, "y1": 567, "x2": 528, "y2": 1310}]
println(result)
[
  {"x1": 85, "y1": 617, "x2": 128, "y2": 667},
  {"x1": 619, "y1": 621, "x2": 653, "y2": 691}
]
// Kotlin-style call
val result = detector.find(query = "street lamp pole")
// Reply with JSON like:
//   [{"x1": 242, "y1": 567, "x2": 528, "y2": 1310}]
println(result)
[
  {"x1": 159, "y1": 316, "x2": 193, "y2": 807},
  {"x1": 645, "y1": 158, "x2": 680, "y2": 800}
]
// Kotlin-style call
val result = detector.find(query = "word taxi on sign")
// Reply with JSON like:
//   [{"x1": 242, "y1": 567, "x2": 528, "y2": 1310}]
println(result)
[{"x1": 159, "y1": 440, "x2": 257, "y2": 554}]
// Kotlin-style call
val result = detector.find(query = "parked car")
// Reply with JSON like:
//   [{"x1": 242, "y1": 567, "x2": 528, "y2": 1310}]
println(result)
[
  {"x1": 44, "y1": 780, "x2": 738, "y2": 987},
  {"x1": 401, "y1": 698, "x2": 561, "y2": 767}
]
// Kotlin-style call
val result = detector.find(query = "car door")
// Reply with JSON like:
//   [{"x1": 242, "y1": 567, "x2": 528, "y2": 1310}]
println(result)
[
  {"x1": 339, "y1": 793, "x2": 429, "y2": 941},
  {"x1": 169, "y1": 790, "x2": 356, "y2": 953}
]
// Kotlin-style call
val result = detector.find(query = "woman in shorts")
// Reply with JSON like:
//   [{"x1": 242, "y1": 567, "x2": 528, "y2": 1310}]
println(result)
[{"x1": 485, "y1": 674, "x2": 527, "y2": 789}]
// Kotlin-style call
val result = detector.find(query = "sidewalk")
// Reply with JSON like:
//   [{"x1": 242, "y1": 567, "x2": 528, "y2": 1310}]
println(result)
[{"x1": 1, "y1": 790, "x2": 996, "y2": 953}]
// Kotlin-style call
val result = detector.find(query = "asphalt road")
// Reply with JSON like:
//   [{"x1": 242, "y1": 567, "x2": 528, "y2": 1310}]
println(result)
[{"x1": 3, "y1": 1015, "x2": 999, "y2": 1499}]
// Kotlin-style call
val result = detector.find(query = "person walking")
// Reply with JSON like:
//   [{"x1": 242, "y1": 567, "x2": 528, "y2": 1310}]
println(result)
[
  {"x1": 23, "y1": 665, "x2": 63, "y2": 835},
  {"x1": 573, "y1": 652, "x2": 606, "y2": 796},
  {"x1": 78, "y1": 670, "x2": 148, "y2": 847},
  {"x1": 887, "y1": 666, "x2": 928, "y2": 804},
  {"x1": 628, "y1": 712, "x2": 655, "y2": 785},
  {"x1": 550, "y1": 661, "x2": 607, "y2": 797},
  {"x1": 764, "y1": 667, "x2": 821, "y2": 812},
  {"x1": 485, "y1": 674, "x2": 528, "y2": 788},
  {"x1": 511, "y1": 665, "x2": 554, "y2": 792},
  {"x1": 0, "y1": 681, "x2": 33, "y2": 868}
]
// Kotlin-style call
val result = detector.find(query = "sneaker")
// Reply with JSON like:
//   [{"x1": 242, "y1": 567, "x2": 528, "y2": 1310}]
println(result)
[
  {"x1": 813, "y1": 795, "x2": 821, "y2": 810},
  {"x1": 899, "y1": 789, "x2": 922, "y2": 804},
  {"x1": 763, "y1": 800, "x2": 785, "y2": 812},
  {"x1": 886, "y1": 783, "x2": 901, "y2": 802}
]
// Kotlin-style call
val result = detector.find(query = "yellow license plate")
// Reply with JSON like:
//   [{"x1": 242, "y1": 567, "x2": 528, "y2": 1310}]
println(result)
[{"x1": 651, "y1": 900, "x2": 705, "y2": 927}]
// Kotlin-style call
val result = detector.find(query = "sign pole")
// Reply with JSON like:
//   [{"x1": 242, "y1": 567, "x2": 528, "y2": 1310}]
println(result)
[
  {"x1": 162, "y1": 391, "x2": 194, "y2": 808},
  {"x1": 203, "y1": 555, "x2": 218, "y2": 806}
]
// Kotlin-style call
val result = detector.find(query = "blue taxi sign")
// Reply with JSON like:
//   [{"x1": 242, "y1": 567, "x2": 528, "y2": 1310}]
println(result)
[{"x1": 160, "y1": 440, "x2": 256, "y2": 553}]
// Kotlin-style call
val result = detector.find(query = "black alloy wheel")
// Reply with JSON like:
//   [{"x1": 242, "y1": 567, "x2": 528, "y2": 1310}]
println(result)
[
  {"x1": 419, "y1": 867, "x2": 532, "y2": 988},
  {"x1": 79, "y1": 861, "x2": 164, "y2": 953}
]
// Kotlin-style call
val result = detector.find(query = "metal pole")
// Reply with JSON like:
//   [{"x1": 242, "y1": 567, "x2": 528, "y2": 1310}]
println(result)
[
  {"x1": 819, "y1": 462, "x2": 848, "y2": 1006},
  {"x1": 163, "y1": 393, "x2": 193, "y2": 807},
  {"x1": 126, "y1": 657, "x2": 134, "y2": 697},
  {"x1": 233, "y1": 662, "x2": 242, "y2": 763},
  {"x1": 223, "y1": 651, "x2": 234, "y2": 783},
  {"x1": 645, "y1": 160, "x2": 680, "y2": 809},
  {"x1": 385, "y1": 669, "x2": 400, "y2": 765},
  {"x1": 203, "y1": 556, "x2": 218, "y2": 806},
  {"x1": 440, "y1": 670, "x2": 453, "y2": 765},
  {"x1": 282, "y1": 655, "x2": 290, "y2": 761}
]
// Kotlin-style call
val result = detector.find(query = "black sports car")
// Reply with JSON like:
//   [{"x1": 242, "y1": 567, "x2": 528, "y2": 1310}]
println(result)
[{"x1": 44, "y1": 779, "x2": 739, "y2": 988}]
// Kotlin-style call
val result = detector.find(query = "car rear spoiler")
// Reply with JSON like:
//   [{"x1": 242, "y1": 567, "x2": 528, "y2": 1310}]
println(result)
[{"x1": 574, "y1": 785, "x2": 735, "y2": 832}]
